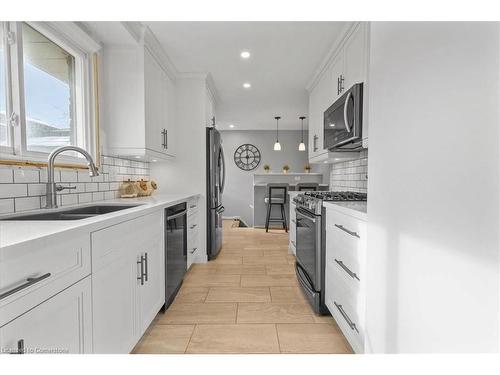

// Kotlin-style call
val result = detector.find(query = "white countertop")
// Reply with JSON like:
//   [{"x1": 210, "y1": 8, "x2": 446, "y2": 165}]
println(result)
[
  {"x1": 323, "y1": 201, "x2": 367, "y2": 220},
  {"x1": 254, "y1": 183, "x2": 329, "y2": 187},
  {"x1": 0, "y1": 193, "x2": 199, "y2": 250}
]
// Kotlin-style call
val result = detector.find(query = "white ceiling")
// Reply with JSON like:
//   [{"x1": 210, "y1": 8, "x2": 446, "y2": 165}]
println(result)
[{"x1": 144, "y1": 22, "x2": 348, "y2": 130}]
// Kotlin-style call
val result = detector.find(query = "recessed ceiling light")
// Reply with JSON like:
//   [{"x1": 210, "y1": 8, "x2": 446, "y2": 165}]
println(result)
[
  {"x1": 329, "y1": 123, "x2": 335, "y2": 127},
  {"x1": 135, "y1": 156, "x2": 141, "y2": 159},
  {"x1": 229, "y1": 124, "x2": 235, "y2": 128},
  {"x1": 240, "y1": 51, "x2": 251, "y2": 59},
  {"x1": 243, "y1": 82, "x2": 251, "y2": 89},
  {"x1": 151, "y1": 159, "x2": 157, "y2": 162}
]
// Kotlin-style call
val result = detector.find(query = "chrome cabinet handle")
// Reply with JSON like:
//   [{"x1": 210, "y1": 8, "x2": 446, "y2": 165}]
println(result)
[
  {"x1": 337, "y1": 76, "x2": 340, "y2": 95},
  {"x1": 137, "y1": 255, "x2": 145, "y2": 285},
  {"x1": 339, "y1": 74, "x2": 344, "y2": 93},
  {"x1": 161, "y1": 129, "x2": 168, "y2": 149},
  {"x1": 144, "y1": 252, "x2": 148, "y2": 282},
  {"x1": 334, "y1": 258, "x2": 360, "y2": 281},
  {"x1": 343, "y1": 91, "x2": 352, "y2": 132},
  {"x1": 0, "y1": 273, "x2": 51, "y2": 301},
  {"x1": 190, "y1": 247, "x2": 197, "y2": 254},
  {"x1": 190, "y1": 224, "x2": 197, "y2": 229},
  {"x1": 334, "y1": 224, "x2": 360, "y2": 238},
  {"x1": 334, "y1": 301, "x2": 359, "y2": 333}
]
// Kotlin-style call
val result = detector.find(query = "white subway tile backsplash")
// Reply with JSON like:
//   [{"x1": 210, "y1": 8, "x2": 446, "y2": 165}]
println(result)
[
  {"x1": 98, "y1": 183, "x2": 110, "y2": 191},
  {"x1": 78, "y1": 193, "x2": 92, "y2": 203},
  {"x1": 60, "y1": 170, "x2": 78, "y2": 182},
  {"x1": 15, "y1": 196, "x2": 41, "y2": 212},
  {"x1": 104, "y1": 191, "x2": 115, "y2": 200},
  {"x1": 0, "y1": 167, "x2": 13, "y2": 183},
  {"x1": 330, "y1": 149, "x2": 368, "y2": 194},
  {"x1": 85, "y1": 183, "x2": 98, "y2": 192},
  {"x1": 61, "y1": 194, "x2": 78, "y2": 206},
  {"x1": 0, "y1": 199, "x2": 15, "y2": 214},
  {"x1": 0, "y1": 155, "x2": 149, "y2": 214},
  {"x1": 13, "y1": 168, "x2": 40, "y2": 183},
  {"x1": 0, "y1": 184, "x2": 28, "y2": 198},
  {"x1": 92, "y1": 192, "x2": 104, "y2": 201},
  {"x1": 28, "y1": 183, "x2": 46, "y2": 196}
]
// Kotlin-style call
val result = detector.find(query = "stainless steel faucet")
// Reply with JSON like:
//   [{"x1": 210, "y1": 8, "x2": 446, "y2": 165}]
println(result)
[{"x1": 45, "y1": 146, "x2": 99, "y2": 209}]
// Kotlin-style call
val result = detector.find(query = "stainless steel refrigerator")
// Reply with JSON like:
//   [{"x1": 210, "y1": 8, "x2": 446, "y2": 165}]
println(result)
[{"x1": 206, "y1": 126, "x2": 226, "y2": 260}]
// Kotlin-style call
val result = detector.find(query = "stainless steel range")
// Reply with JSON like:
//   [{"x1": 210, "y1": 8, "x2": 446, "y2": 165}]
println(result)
[{"x1": 292, "y1": 191, "x2": 367, "y2": 314}]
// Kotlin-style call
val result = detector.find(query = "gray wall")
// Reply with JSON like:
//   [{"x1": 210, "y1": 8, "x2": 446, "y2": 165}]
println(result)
[{"x1": 220, "y1": 130, "x2": 329, "y2": 226}]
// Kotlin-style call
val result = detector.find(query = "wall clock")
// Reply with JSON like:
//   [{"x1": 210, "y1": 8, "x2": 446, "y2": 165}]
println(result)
[{"x1": 234, "y1": 144, "x2": 261, "y2": 171}]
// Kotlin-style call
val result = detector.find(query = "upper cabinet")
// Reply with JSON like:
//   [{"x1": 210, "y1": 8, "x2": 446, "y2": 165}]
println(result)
[
  {"x1": 307, "y1": 22, "x2": 370, "y2": 163},
  {"x1": 102, "y1": 34, "x2": 177, "y2": 160}
]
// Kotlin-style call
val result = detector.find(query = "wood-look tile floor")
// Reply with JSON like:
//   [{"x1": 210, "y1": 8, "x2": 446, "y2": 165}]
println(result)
[{"x1": 132, "y1": 221, "x2": 353, "y2": 354}]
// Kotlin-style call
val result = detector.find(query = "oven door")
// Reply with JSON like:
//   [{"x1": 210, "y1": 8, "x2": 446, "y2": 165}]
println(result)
[
  {"x1": 295, "y1": 207, "x2": 322, "y2": 291},
  {"x1": 323, "y1": 82, "x2": 363, "y2": 150}
]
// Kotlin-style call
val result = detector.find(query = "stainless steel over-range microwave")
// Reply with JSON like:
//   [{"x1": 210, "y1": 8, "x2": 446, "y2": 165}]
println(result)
[{"x1": 323, "y1": 82, "x2": 363, "y2": 151}]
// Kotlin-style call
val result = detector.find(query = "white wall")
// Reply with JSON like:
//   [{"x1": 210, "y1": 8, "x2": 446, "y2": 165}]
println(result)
[
  {"x1": 219, "y1": 130, "x2": 329, "y2": 226},
  {"x1": 365, "y1": 22, "x2": 499, "y2": 353}
]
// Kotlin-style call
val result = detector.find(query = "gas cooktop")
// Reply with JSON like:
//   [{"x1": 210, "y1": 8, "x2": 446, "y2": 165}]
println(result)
[{"x1": 293, "y1": 191, "x2": 367, "y2": 215}]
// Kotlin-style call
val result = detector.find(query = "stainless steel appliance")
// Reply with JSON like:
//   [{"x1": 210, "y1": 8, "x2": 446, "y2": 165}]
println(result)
[
  {"x1": 324, "y1": 83, "x2": 363, "y2": 151},
  {"x1": 206, "y1": 125, "x2": 226, "y2": 260},
  {"x1": 165, "y1": 203, "x2": 187, "y2": 308},
  {"x1": 293, "y1": 191, "x2": 367, "y2": 314}
]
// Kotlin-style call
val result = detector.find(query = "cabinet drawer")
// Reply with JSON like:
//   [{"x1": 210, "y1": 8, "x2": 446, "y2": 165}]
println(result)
[
  {"x1": 325, "y1": 210, "x2": 366, "y2": 271},
  {"x1": 187, "y1": 198, "x2": 199, "y2": 215},
  {"x1": 325, "y1": 274, "x2": 364, "y2": 353},
  {"x1": 0, "y1": 230, "x2": 91, "y2": 327},
  {"x1": 92, "y1": 211, "x2": 163, "y2": 272},
  {"x1": 0, "y1": 276, "x2": 92, "y2": 354}
]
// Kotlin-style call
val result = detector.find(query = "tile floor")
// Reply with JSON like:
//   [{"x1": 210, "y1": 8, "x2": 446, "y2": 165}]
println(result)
[{"x1": 132, "y1": 221, "x2": 353, "y2": 354}]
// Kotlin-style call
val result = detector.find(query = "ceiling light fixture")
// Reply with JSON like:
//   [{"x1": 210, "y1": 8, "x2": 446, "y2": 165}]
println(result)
[
  {"x1": 229, "y1": 124, "x2": 235, "y2": 128},
  {"x1": 243, "y1": 82, "x2": 251, "y2": 89},
  {"x1": 274, "y1": 116, "x2": 281, "y2": 151},
  {"x1": 240, "y1": 51, "x2": 250, "y2": 59},
  {"x1": 298, "y1": 116, "x2": 306, "y2": 151}
]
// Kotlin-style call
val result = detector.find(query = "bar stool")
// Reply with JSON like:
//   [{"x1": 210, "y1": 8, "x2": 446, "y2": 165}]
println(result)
[
  {"x1": 296, "y1": 183, "x2": 319, "y2": 191},
  {"x1": 264, "y1": 183, "x2": 289, "y2": 232}
]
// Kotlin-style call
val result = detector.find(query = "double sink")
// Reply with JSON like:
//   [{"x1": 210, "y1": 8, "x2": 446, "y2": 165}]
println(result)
[{"x1": 0, "y1": 204, "x2": 141, "y2": 221}]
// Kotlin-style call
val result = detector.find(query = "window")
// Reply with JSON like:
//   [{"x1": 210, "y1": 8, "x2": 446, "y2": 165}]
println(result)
[
  {"x1": 22, "y1": 23, "x2": 77, "y2": 153},
  {"x1": 0, "y1": 22, "x2": 97, "y2": 162}
]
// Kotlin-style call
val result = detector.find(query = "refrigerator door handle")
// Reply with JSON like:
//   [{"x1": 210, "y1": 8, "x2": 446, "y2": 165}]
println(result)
[{"x1": 219, "y1": 146, "x2": 226, "y2": 194}]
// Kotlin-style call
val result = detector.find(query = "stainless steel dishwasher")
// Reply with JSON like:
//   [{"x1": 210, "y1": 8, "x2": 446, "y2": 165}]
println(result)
[{"x1": 164, "y1": 202, "x2": 187, "y2": 309}]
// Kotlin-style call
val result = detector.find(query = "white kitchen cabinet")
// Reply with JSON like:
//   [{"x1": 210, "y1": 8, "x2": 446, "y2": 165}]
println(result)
[
  {"x1": 324, "y1": 204, "x2": 367, "y2": 353},
  {"x1": 0, "y1": 277, "x2": 92, "y2": 354},
  {"x1": 102, "y1": 41, "x2": 176, "y2": 160},
  {"x1": 307, "y1": 22, "x2": 370, "y2": 163},
  {"x1": 91, "y1": 211, "x2": 164, "y2": 353}
]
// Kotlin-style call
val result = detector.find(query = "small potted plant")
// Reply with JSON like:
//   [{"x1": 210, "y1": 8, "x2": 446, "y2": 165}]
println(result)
[
  {"x1": 263, "y1": 164, "x2": 271, "y2": 173},
  {"x1": 282, "y1": 165, "x2": 290, "y2": 174},
  {"x1": 304, "y1": 164, "x2": 312, "y2": 173}
]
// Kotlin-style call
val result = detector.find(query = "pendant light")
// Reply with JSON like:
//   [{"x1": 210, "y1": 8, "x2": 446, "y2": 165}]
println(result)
[
  {"x1": 273, "y1": 116, "x2": 281, "y2": 151},
  {"x1": 298, "y1": 116, "x2": 306, "y2": 151}
]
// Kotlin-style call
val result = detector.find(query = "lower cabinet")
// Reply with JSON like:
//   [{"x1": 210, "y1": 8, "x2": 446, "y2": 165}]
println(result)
[
  {"x1": 91, "y1": 211, "x2": 164, "y2": 353},
  {"x1": 0, "y1": 277, "x2": 92, "y2": 354},
  {"x1": 324, "y1": 205, "x2": 367, "y2": 353},
  {"x1": 187, "y1": 197, "x2": 200, "y2": 269}
]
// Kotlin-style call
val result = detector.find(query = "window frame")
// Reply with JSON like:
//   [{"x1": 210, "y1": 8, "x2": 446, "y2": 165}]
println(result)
[{"x1": 0, "y1": 21, "x2": 100, "y2": 166}]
